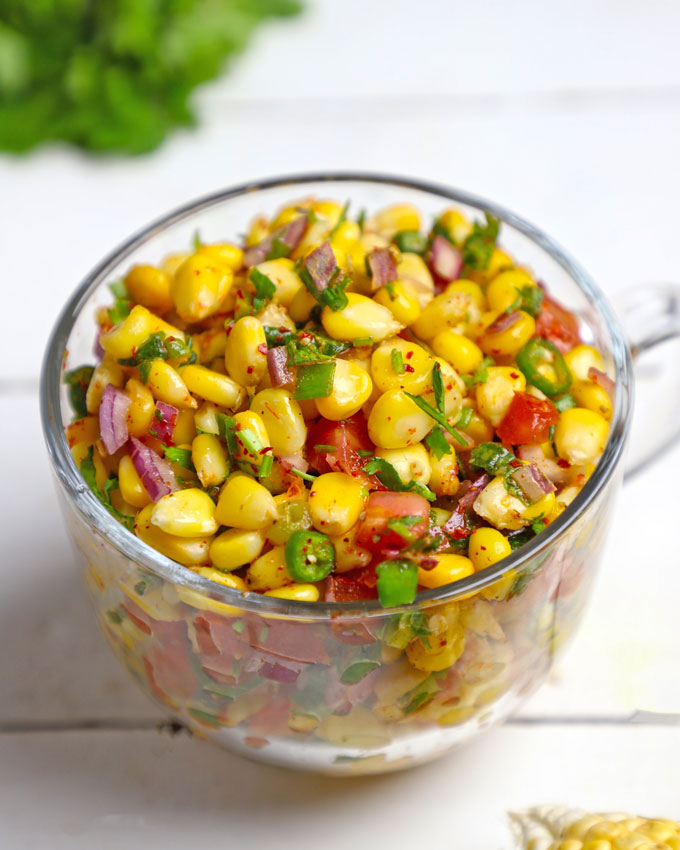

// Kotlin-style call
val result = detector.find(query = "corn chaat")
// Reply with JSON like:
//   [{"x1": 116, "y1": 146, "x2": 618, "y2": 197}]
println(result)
[{"x1": 64, "y1": 198, "x2": 613, "y2": 608}]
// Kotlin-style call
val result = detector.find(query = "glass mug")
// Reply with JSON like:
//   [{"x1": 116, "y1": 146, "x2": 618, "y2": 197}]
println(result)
[{"x1": 40, "y1": 175, "x2": 680, "y2": 775}]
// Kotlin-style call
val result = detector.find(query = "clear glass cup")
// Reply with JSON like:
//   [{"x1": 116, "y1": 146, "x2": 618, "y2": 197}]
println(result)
[{"x1": 40, "y1": 175, "x2": 680, "y2": 775}]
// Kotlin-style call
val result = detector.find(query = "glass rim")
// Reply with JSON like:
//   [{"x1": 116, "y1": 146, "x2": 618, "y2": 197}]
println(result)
[{"x1": 40, "y1": 171, "x2": 633, "y2": 621}]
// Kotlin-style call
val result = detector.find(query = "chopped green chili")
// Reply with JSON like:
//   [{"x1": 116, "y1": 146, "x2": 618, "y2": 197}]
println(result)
[
  {"x1": 284, "y1": 530, "x2": 335, "y2": 583},
  {"x1": 393, "y1": 230, "x2": 427, "y2": 254},
  {"x1": 376, "y1": 559, "x2": 419, "y2": 607},
  {"x1": 516, "y1": 338, "x2": 572, "y2": 396},
  {"x1": 293, "y1": 361, "x2": 336, "y2": 400}
]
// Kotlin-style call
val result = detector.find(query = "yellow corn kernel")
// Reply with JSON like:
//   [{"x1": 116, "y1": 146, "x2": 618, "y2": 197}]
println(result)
[
  {"x1": 411, "y1": 285, "x2": 481, "y2": 341},
  {"x1": 252, "y1": 259, "x2": 303, "y2": 308},
  {"x1": 161, "y1": 251, "x2": 190, "y2": 278},
  {"x1": 134, "y1": 504, "x2": 212, "y2": 566},
  {"x1": 321, "y1": 292, "x2": 402, "y2": 342},
  {"x1": 564, "y1": 343, "x2": 605, "y2": 381},
  {"x1": 194, "y1": 568, "x2": 247, "y2": 593},
  {"x1": 265, "y1": 583, "x2": 320, "y2": 602},
  {"x1": 396, "y1": 253, "x2": 435, "y2": 307},
  {"x1": 72, "y1": 441, "x2": 108, "y2": 491},
  {"x1": 522, "y1": 490, "x2": 556, "y2": 522},
  {"x1": 100, "y1": 304, "x2": 153, "y2": 359},
  {"x1": 459, "y1": 409, "x2": 495, "y2": 446},
  {"x1": 85, "y1": 358, "x2": 124, "y2": 414},
  {"x1": 428, "y1": 450, "x2": 460, "y2": 497},
  {"x1": 485, "y1": 268, "x2": 536, "y2": 312},
  {"x1": 373, "y1": 280, "x2": 422, "y2": 325},
  {"x1": 65, "y1": 416, "x2": 100, "y2": 448},
  {"x1": 192, "y1": 433, "x2": 229, "y2": 488},
  {"x1": 368, "y1": 389, "x2": 433, "y2": 449},
  {"x1": 245, "y1": 214, "x2": 269, "y2": 247},
  {"x1": 438, "y1": 208, "x2": 472, "y2": 244},
  {"x1": 566, "y1": 817, "x2": 610, "y2": 841},
  {"x1": 585, "y1": 823, "x2": 626, "y2": 842},
  {"x1": 330, "y1": 220, "x2": 361, "y2": 253},
  {"x1": 288, "y1": 286, "x2": 318, "y2": 323},
  {"x1": 124, "y1": 264, "x2": 173, "y2": 314},
  {"x1": 195, "y1": 402, "x2": 223, "y2": 436},
  {"x1": 150, "y1": 488, "x2": 218, "y2": 537},
  {"x1": 550, "y1": 843, "x2": 584, "y2": 850},
  {"x1": 118, "y1": 454, "x2": 151, "y2": 508},
  {"x1": 445, "y1": 279, "x2": 485, "y2": 307},
  {"x1": 209, "y1": 528, "x2": 265, "y2": 571},
  {"x1": 197, "y1": 242, "x2": 244, "y2": 271},
  {"x1": 431, "y1": 330, "x2": 484, "y2": 374},
  {"x1": 215, "y1": 473, "x2": 278, "y2": 530},
  {"x1": 179, "y1": 363, "x2": 245, "y2": 410},
  {"x1": 315, "y1": 357, "x2": 373, "y2": 420},
  {"x1": 246, "y1": 545, "x2": 292, "y2": 591},
  {"x1": 418, "y1": 554, "x2": 474, "y2": 589},
  {"x1": 406, "y1": 609, "x2": 465, "y2": 672},
  {"x1": 473, "y1": 476, "x2": 528, "y2": 531},
  {"x1": 371, "y1": 337, "x2": 432, "y2": 395},
  {"x1": 329, "y1": 525, "x2": 372, "y2": 572},
  {"x1": 377, "y1": 443, "x2": 432, "y2": 485},
  {"x1": 250, "y1": 388, "x2": 307, "y2": 455},
  {"x1": 309, "y1": 472, "x2": 367, "y2": 536},
  {"x1": 192, "y1": 327, "x2": 228, "y2": 364},
  {"x1": 467, "y1": 247, "x2": 514, "y2": 285},
  {"x1": 223, "y1": 316, "x2": 268, "y2": 387},
  {"x1": 371, "y1": 203, "x2": 421, "y2": 236},
  {"x1": 173, "y1": 409, "x2": 197, "y2": 444},
  {"x1": 480, "y1": 569, "x2": 517, "y2": 601},
  {"x1": 479, "y1": 310, "x2": 536, "y2": 357},
  {"x1": 468, "y1": 527, "x2": 512, "y2": 570},
  {"x1": 571, "y1": 378, "x2": 613, "y2": 420},
  {"x1": 171, "y1": 253, "x2": 233, "y2": 322},
  {"x1": 232, "y1": 410, "x2": 271, "y2": 471},
  {"x1": 146, "y1": 359, "x2": 197, "y2": 409},
  {"x1": 475, "y1": 366, "x2": 526, "y2": 426},
  {"x1": 554, "y1": 407, "x2": 609, "y2": 465}
]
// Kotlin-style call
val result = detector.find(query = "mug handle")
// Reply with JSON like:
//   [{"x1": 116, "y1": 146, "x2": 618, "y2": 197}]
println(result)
[{"x1": 614, "y1": 284, "x2": 680, "y2": 478}]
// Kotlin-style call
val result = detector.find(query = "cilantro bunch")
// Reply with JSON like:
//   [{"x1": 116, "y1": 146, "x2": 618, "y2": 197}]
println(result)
[{"x1": 0, "y1": 0, "x2": 301, "y2": 155}]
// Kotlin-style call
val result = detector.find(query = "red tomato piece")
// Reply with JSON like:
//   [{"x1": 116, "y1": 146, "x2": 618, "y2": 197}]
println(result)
[
  {"x1": 325, "y1": 566, "x2": 377, "y2": 602},
  {"x1": 306, "y1": 414, "x2": 379, "y2": 487},
  {"x1": 356, "y1": 491, "x2": 429, "y2": 551},
  {"x1": 535, "y1": 293, "x2": 581, "y2": 353},
  {"x1": 496, "y1": 391, "x2": 560, "y2": 445}
]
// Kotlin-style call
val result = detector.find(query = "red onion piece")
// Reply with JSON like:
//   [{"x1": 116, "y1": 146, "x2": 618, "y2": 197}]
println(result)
[
  {"x1": 487, "y1": 311, "x2": 522, "y2": 334},
  {"x1": 259, "y1": 660, "x2": 302, "y2": 684},
  {"x1": 368, "y1": 247, "x2": 398, "y2": 290},
  {"x1": 99, "y1": 384, "x2": 131, "y2": 455},
  {"x1": 94, "y1": 327, "x2": 105, "y2": 360},
  {"x1": 267, "y1": 346, "x2": 294, "y2": 388},
  {"x1": 153, "y1": 401, "x2": 178, "y2": 444},
  {"x1": 444, "y1": 472, "x2": 490, "y2": 537},
  {"x1": 243, "y1": 216, "x2": 308, "y2": 268},
  {"x1": 129, "y1": 436, "x2": 178, "y2": 501},
  {"x1": 302, "y1": 241, "x2": 337, "y2": 292},
  {"x1": 430, "y1": 235, "x2": 463, "y2": 282},
  {"x1": 517, "y1": 445, "x2": 570, "y2": 484},
  {"x1": 510, "y1": 464, "x2": 555, "y2": 503},
  {"x1": 588, "y1": 367, "x2": 615, "y2": 398}
]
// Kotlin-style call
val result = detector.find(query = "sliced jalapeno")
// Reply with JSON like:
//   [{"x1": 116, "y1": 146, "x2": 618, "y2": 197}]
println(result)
[
  {"x1": 516, "y1": 338, "x2": 572, "y2": 396},
  {"x1": 284, "y1": 529, "x2": 335, "y2": 583},
  {"x1": 376, "y1": 559, "x2": 419, "y2": 607}
]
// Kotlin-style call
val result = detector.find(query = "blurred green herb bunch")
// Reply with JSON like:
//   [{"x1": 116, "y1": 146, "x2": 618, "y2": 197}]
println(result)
[{"x1": 0, "y1": 0, "x2": 301, "y2": 154}]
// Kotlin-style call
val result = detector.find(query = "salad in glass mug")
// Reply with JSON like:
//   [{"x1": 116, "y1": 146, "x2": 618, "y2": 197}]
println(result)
[{"x1": 41, "y1": 175, "x2": 680, "y2": 775}]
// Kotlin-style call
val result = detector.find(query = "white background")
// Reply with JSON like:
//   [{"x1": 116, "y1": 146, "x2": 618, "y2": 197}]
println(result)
[{"x1": 1, "y1": 1, "x2": 680, "y2": 847}]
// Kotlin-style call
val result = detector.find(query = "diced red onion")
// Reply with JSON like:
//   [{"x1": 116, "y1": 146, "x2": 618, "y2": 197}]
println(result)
[
  {"x1": 517, "y1": 445, "x2": 570, "y2": 484},
  {"x1": 129, "y1": 436, "x2": 178, "y2": 501},
  {"x1": 99, "y1": 384, "x2": 131, "y2": 455},
  {"x1": 510, "y1": 464, "x2": 555, "y2": 503},
  {"x1": 588, "y1": 367, "x2": 615, "y2": 398},
  {"x1": 444, "y1": 472, "x2": 490, "y2": 535},
  {"x1": 368, "y1": 248, "x2": 397, "y2": 290},
  {"x1": 243, "y1": 216, "x2": 308, "y2": 268},
  {"x1": 487, "y1": 311, "x2": 522, "y2": 334},
  {"x1": 302, "y1": 241, "x2": 337, "y2": 292},
  {"x1": 259, "y1": 660, "x2": 302, "y2": 684},
  {"x1": 430, "y1": 235, "x2": 463, "y2": 282},
  {"x1": 279, "y1": 454, "x2": 308, "y2": 474},
  {"x1": 153, "y1": 401, "x2": 178, "y2": 444},
  {"x1": 94, "y1": 328, "x2": 105, "y2": 360},
  {"x1": 267, "y1": 346, "x2": 294, "y2": 388}
]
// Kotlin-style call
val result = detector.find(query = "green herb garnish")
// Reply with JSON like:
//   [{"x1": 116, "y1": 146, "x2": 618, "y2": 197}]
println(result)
[
  {"x1": 363, "y1": 457, "x2": 436, "y2": 502},
  {"x1": 79, "y1": 447, "x2": 134, "y2": 530},
  {"x1": 163, "y1": 446, "x2": 194, "y2": 470},
  {"x1": 505, "y1": 285, "x2": 544, "y2": 318},
  {"x1": 294, "y1": 361, "x2": 336, "y2": 401},
  {"x1": 248, "y1": 268, "x2": 277, "y2": 312},
  {"x1": 405, "y1": 390, "x2": 467, "y2": 447},
  {"x1": 393, "y1": 230, "x2": 427, "y2": 255},
  {"x1": 424, "y1": 426, "x2": 451, "y2": 459},
  {"x1": 461, "y1": 212, "x2": 500, "y2": 270},
  {"x1": 64, "y1": 365, "x2": 95, "y2": 419},
  {"x1": 391, "y1": 348, "x2": 405, "y2": 374},
  {"x1": 339, "y1": 660, "x2": 380, "y2": 685},
  {"x1": 386, "y1": 515, "x2": 425, "y2": 544}
]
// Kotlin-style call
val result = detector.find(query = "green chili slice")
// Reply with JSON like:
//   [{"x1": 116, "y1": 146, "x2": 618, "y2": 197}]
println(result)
[
  {"x1": 393, "y1": 230, "x2": 427, "y2": 255},
  {"x1": 284, "y1": 530, "x2": 335, "y2": 583},
  {"x1": 516, "y1": 338, "x2": 572, "y2": 396},
  {"x1": 376, "y1": 559, "x2": 419, "y2": 607}
]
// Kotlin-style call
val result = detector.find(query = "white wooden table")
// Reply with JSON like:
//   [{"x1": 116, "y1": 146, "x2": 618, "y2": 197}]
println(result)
[{"x1": 2, "y1": 2, "x2": 680, "y2": 846}]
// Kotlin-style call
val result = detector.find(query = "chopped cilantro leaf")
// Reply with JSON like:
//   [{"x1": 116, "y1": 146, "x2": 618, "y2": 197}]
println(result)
[
  {"x1": 461, "y1": 212, "x2": 500, "y2": 271},
  {"x1": 432, "y1": 362, "x2": 445, "y2": 414},
  {"x1": 249, "y1": 267, "x2": 277, "y2": 312},
  {"x1": 505, "y1": 285, "x2": 544, "y2": 318},
  {"x1": 79, "y1": 447, "x2": 134, "y2": 531},
  {"x1": 64, "y1": 365, "x2": 94, "y2": 419},
  {"x1": 424, "y1": 426, "x2": 451, "y2": 459},
  {"x1": 461, "y1": 356, "x2": 494, "y2": 389},
  {"x1": 264, "y1": 326, "x2": 295, "y2": 348},
  {"x1": 163, "y1": 446, "x2": 194, "y2": 470},
  {"x1": 469, "y1": 442, "x2": 516, "y2": 476},
  {"x1": 456, "y1": 407, "x2": 473, "y2": 428},
  {"x1": 405, "y1": 392, "x2": 467, "y2": 446},
  {"x1": 386, "y1": 515, "x2": 425, "y2": 544},
  {"x1": 363, "y1": 457, "x2": 436, "y2": 502}
]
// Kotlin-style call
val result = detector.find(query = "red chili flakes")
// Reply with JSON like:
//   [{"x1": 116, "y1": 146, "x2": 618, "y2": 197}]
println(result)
[
  {"x1": 257, "y1": 343, "x2": 268, "y2": 355},
  {"x1": 406, "y1": 350, "x2": 414, "y2": 359},
  {"x1": 404, "y1": 364, "x2": 415, "y2": 373},
  {"x1": 247, "y1": 366, "x2": 254, "y2": 374},
  {"x1": 510, "y1": 372, "x2": 519, "y2": 379}
]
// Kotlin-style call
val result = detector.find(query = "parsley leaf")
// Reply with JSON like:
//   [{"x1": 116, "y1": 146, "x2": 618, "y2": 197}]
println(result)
[
  {"x1": 469, "y1": 442, "x2": 516, "y2": 476},
  {"x1": 461, "y1": 356, "x2": 495, "y2": 389},
  {"x1": 363, "y1": 457, "x2": 436, "y2": 502},
  {"x1": 64, "y1": 365, "x2": 94, "y2": 419},
  {"x1": 424, "y1": 426, "x2": 451, "y2": 459},
  {"x1": 506, "y1": 285, "x2": 544, "y2": 318}
]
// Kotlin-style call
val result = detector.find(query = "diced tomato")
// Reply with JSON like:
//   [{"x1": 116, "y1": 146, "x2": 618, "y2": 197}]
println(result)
[
  {"x1": 356, "y1": 491, "x2": 429, "y2": 551},
  {"x1": 325, "y1": 565, "x2": 377, "y2": 602},
  {"x1": 306, "y1": 414, "x2": 379, "y2": 487},
  {"x1": 535, "y1": 293, "x2": 581, "y2": 353},
  {"x1": 497, "y1": 391, "x2": 560, "y2": 445}
]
